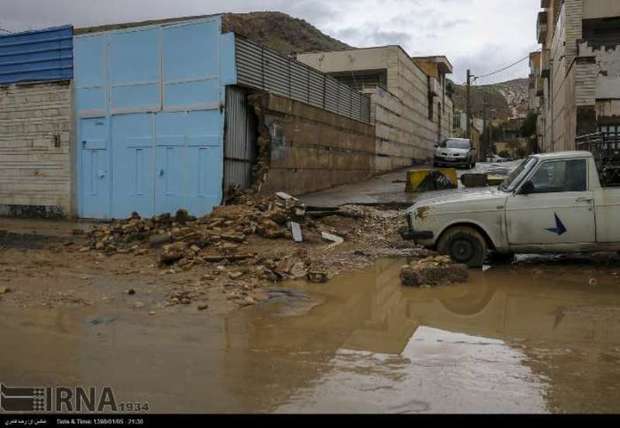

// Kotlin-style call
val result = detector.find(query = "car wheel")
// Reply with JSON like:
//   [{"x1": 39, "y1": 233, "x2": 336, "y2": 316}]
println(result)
[{"x1": 437, "y1": 226, "x2": 488, "y2": 268}]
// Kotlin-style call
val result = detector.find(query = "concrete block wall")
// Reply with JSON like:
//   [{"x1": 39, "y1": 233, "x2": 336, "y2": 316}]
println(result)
[
  {"x1": 0, "y1": 82, "x2": 73, "y2": 217},
  {"x1": 565, "y1": 0, "x2": 585, "y2": 66},
  {"x1": 393, "y1": 49, "x2": 441, "y2": 159},
  {"x1": 250, "y1": 93, "x2": 375, "y2": 196}
]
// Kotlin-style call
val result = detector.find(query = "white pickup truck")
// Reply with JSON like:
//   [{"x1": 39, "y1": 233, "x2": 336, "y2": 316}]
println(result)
[{"x1": 403, "y1": 151, "x2": 620, "y2": 267}]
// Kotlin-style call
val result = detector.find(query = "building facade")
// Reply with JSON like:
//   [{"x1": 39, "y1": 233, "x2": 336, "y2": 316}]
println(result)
[
  {"x1": 532, "y1": 0, "x2": 620, "y2": 152},
  {"x1": 1, "y1": 16, "x2": 376, "y2": 220},
  {"x1": 297, "y1": 47, "x2": 454, "y2": 171}
]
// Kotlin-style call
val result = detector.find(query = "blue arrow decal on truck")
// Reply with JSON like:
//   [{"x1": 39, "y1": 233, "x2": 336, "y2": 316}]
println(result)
[{"x1": 546, "y1": 213, "x2": 567, "y2": 236}]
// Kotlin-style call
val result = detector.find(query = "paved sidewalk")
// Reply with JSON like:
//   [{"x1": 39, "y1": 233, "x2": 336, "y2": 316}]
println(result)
[
  {"x1": 299, "y1": 169, "x2": 416, "y2": 208},
  {"x1": 299, "y1": 162, "x2": 518, "y2": 208}
]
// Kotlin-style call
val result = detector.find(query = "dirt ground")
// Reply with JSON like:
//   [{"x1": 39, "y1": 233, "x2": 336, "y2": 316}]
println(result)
[{"x1": 0, "y1": 199, "x2": 430, "y2": 316}]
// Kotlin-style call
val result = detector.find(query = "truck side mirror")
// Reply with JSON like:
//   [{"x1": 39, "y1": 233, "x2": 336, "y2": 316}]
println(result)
[{"x1": 519, "y1": 181, "x2": 535, "y2": 195}]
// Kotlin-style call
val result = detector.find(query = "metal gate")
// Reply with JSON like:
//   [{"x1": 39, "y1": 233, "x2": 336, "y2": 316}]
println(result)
[
  {"x1": 224, "y1": 86, "x2": 257, "y2": 190},
  {"x1": 74, "y1": 17, "x2": 234, "y2": 219}
]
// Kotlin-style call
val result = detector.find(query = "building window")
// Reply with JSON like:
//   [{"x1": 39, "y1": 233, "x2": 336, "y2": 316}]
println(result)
[{"x1": 331, "y1": 70, "x2": 388, "y2": 91}]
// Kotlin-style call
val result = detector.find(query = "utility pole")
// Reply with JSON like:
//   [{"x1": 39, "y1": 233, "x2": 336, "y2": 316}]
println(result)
[
  {"x1": 482, "y1": 98, "x2": 488, "y2": 161},
  {"x1": 466, "y1": 69, "x2": 472, "y2": 141}
]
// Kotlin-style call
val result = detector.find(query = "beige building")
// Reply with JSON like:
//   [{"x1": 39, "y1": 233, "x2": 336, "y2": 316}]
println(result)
[
  {"x1": 297, "y1": 47, "x2": 454, "y2": 171},
  {"x1": 532, "y1": 0, "x2": 620, "y2": 152}
]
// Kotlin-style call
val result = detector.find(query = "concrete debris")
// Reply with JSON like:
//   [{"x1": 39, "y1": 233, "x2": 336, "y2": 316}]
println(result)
[
  {"x1": 0, "y1": 287, "x2": 11, "y2": 295},
  {"x1": 228, "y1": 272, "x2": 245, "y2": 280},
  {"x1": 289, "y1": 262, "x2": 308, "y2": 279},
  {"x1": 307, "y1": 271, "x2": 329, "y2": 284},
  {"x1": 322, "y1": 232, "x2": 344, "y2": 247},
  {"x1": 86, "y1": 193, "x2": 309, "y2": 266},
  {"x1": 290, "y1": 222, "x2": 303, "y2": 243},
  {"x1": 401, "y1": 256, "x2": 469, "y2": 287}
]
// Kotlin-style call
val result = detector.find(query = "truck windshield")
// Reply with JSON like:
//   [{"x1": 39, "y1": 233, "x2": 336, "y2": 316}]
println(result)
[
  {"x1": 440, "y1": 139, "x2": 471, "y2": 150},
  {"x1": 499, "y1": 157, "x2": 538, "y2": 192}
]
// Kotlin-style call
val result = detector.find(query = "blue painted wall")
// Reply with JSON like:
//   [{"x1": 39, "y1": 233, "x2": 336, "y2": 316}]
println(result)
[
  {"x1": 0, "y1": 26, "x2": 73, "y2": 85},
  {"x1": 74, "y1": 16, "x2": 237, "y2": 219}
]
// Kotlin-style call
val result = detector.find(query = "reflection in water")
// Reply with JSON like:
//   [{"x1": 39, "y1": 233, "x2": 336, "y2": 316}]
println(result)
[
  {"x1": 277, "y1": 328, "x2": 546, "y2": 414},
  {"x1": 1, "y1": 258, "x2": 619, "y2": 413}
]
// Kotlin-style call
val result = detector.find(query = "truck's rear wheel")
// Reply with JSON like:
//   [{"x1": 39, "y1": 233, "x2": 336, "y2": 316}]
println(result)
[{"x1": 437, "y1": 226, "x2": 487, "y2": 268}]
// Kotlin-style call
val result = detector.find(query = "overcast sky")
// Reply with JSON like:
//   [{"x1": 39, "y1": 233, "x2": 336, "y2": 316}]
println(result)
[{"x1": 0, "y1": 0, "x2": 540, "y2": 84}]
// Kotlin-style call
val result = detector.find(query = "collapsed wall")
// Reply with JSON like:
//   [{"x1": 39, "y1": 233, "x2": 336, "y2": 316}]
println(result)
[{"x1": 249, "y1": 92, "x2": 375, "y2": 196}]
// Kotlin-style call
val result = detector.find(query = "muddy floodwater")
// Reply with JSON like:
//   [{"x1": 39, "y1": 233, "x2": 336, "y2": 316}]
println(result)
[{"x1": 2, "y1": 257, "x2": 620, "y2": 413}]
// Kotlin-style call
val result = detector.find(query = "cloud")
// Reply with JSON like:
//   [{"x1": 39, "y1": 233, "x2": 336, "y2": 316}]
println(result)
[{"x1": 0, "y1": 0, "x2": 541, "y2": 83}]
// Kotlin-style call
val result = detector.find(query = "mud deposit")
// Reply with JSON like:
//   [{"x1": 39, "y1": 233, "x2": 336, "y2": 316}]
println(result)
[{"x1": 1, "y1": 257, "x2": 620, "y2": 413}]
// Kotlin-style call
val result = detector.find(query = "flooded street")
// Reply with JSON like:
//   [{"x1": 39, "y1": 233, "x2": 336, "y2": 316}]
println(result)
[{"x1": 2, "y1": 257, "x2": 620, "y2": 413}]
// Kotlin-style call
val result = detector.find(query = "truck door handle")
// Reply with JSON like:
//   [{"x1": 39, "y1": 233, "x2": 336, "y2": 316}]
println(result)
[
  {"x1": 576, "y1": 197, "x2": 593, "y2": 203},
  {"x1": 159, "y1": 169, "x2": 165, "y2": 177}
]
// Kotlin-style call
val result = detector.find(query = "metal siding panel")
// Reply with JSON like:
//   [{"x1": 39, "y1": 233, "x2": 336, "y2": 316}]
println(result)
[
  {"x1": 109, "y1": 28, "x2": 160, "y2": 112},
  {"x1": 155, "y1": 110, "x2": 222, "y2": 216},
  {"x1": 220, "y1": 32, "x2": 237, "y2": 85},
  {"x1": 308, "y1": 71, "x2": 325, "y2": 108},
  {"x1": 224, "y1": 86, "x2": 255, "y2": 190},
  {"x1": 290, "y1": 62, "x2": 309, "y2": 103},
  {"x1": 111, "y1": 113, "x2": 155, "y2": 218},
  {"x1": 0, "y1": 26, "x2": 73, "y2": 85},
  {"x1": 79, "y1": 117, "x2": 110, "y2": 218},
  {"x1": 235, "y1": 38, "x2": 264, "y2": 89},
  {"x1": 325, "y1": 77, "x2": 339, "y2": 113},
  {"x1": 162, "y1": 22, "x2": 221, "y2": 110},
  {"x1": 338, "y1": 82, "x2": 353, "y2": 118}
]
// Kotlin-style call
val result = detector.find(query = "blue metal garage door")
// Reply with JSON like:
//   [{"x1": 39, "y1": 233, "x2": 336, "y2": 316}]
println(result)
[{"x1": 74, "y1": 17, "x2": 236, "y2": 219}]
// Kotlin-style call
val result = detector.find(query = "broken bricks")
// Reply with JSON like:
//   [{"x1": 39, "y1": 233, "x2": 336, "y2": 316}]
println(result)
[
  {"x1": 160, "y1": 242, "x2": 187, "y2": 265},
  {"x1": 307, "y1": 271, "x2": 329, "y2": 284}
]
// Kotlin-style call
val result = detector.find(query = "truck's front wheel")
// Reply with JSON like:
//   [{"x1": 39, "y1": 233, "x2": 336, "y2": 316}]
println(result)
[{"x1": 437, "y1": 226, "x2": 487, "y2": 268}]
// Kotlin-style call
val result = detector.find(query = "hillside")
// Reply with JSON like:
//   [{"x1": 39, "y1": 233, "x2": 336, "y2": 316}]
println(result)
[
  {"x1": 77, "y1": 11, "x2": 351, "y2": 55},
  {"x1": 452, "y1": 78, "x2": 529, "y2": 121},
  {"x1": 222, "y1": 12, "x2": 351, "y2": 55}
]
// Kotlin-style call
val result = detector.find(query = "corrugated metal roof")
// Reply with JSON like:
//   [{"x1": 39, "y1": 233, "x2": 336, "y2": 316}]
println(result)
[{"x1": 0, "y1": 25, "x2": 73, "y2": 85}]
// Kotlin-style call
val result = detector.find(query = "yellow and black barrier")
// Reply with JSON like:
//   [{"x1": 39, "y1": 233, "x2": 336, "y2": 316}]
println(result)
[{"x1": 406, "y1": 168, "x2": 458, "y2": 193}]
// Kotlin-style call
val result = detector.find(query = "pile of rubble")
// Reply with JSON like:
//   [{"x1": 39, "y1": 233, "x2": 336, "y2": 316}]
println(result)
[
  {"x1": 83, "y1": 193, "x2": 364, "y2": 285},
  {"x1": 87, "y1": 193, "x2": 310, "y2": 261},
  {"x1": 400, "y1": 256, "x2": 469, "y2": 288}
]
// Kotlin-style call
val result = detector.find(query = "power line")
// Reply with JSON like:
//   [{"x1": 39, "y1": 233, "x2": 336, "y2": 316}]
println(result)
[{"x1": 474, "y1": 55, "x2": 530, "y2": 81}]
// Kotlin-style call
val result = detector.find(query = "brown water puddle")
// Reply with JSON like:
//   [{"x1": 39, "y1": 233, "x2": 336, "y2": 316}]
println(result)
[{"x1": 1, "y1": 258, "x2": 620, "y2": 413}]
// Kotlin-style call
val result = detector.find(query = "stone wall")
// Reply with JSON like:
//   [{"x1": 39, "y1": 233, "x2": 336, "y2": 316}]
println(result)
[
  {"x1": 0, "y1": 81, "x2": 73, "y2": 217},
  {"x1": 250, "y1": 93, "x2": 375, "y2": 196}
]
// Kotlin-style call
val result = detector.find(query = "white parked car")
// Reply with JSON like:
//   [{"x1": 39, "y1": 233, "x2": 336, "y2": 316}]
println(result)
[
  {"x1": 433, "y1": 138, "x2": 477, "y2": 169},
  {"x1": 403, "y1": 151, "x2": 620, "y2": 267}
]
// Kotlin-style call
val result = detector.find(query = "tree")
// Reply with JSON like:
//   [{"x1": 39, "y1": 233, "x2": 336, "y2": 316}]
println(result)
[{"x1": 521, "y1": 112, "x2": 538, "y2": 138}]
